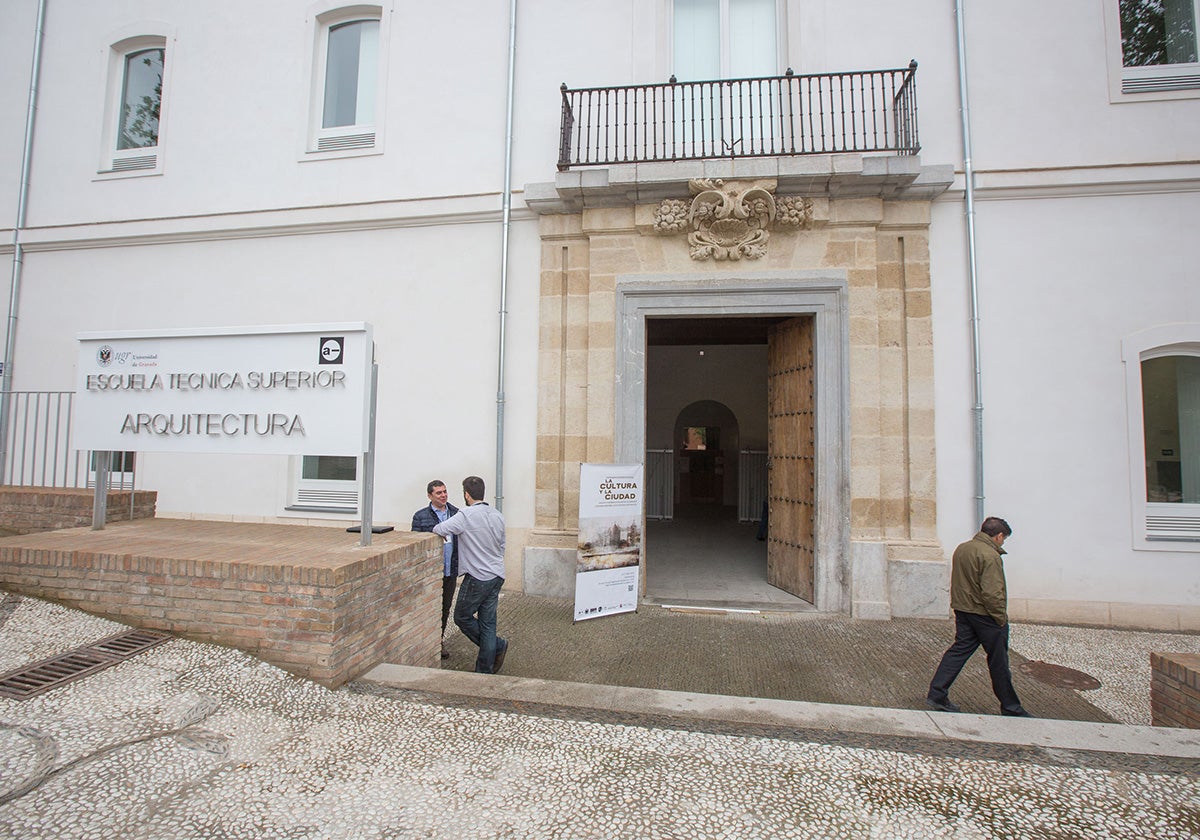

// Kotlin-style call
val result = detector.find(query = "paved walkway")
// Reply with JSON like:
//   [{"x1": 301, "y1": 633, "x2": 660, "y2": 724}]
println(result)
[
  {"x1": 2, "y1": 591, "x2": 1199, "y2": 838},
  {"x1": 440, "y1": 592, "x2": 1123, "y2": 722}
]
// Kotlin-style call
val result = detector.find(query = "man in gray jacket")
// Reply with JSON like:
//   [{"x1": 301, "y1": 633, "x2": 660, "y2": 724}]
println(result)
[
  {"x1": 433, "y1": 476, "x2": 509, "y2": 674},
  {"x1": 926, "y1": 516, "x2": 1032, "y2": 717}
]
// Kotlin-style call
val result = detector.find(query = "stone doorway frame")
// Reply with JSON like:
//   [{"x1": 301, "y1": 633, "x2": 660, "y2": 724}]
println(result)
[{"x1": 615, "y1": 270, "x2": 851, "y2": 614}]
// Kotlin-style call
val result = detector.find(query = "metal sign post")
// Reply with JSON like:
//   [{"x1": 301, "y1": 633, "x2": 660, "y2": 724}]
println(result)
[
  {"x1": 91, "y1": 451, "x2": 109, "y2": 530},
  {"x1": 359, "y1": 361, "x2": 379, "y2": 547}
]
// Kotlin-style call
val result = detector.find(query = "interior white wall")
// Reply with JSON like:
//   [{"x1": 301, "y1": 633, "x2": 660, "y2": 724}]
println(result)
[
  {"x1": 647, "y1": 344, "x2": 768, "y2": 507},
  {"x1": 647, "y1": 344, "x2": 768, "y2": 450}
]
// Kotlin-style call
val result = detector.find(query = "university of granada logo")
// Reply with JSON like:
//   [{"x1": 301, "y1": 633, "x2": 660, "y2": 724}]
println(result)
[{"x1": 97, "y1": 345, "x2": 113, "y2": 367}]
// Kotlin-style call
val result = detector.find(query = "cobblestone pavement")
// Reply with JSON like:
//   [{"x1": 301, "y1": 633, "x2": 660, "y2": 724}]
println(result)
[{"x1": 1, "y1": 593, "x2": 1199, "y2": 839}]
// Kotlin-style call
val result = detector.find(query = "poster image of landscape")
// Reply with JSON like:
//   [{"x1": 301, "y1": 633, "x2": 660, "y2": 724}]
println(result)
[{"x1": 577, "y1": 517, "x2": 641, "y2": 572}]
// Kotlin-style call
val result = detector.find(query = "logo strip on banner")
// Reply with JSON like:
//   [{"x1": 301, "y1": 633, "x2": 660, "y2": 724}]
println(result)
[{"x1": 574, "y1": 463, "x2": 644, "y2": 622}]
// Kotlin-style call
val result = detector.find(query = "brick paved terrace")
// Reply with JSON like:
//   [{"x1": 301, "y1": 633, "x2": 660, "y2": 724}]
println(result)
[{"x1": 0, "y1": 519, "x2": 443, "y2": 687}]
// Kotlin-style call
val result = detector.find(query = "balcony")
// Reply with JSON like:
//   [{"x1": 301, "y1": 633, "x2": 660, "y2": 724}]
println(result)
[{"x1": 558, "y1": 62, "x2": 920, "y2": 171}]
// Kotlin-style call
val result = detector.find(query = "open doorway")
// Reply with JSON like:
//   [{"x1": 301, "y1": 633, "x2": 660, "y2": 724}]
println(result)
[{"x1": 643, "y1": 316, "x2": 815, "y2": 610}]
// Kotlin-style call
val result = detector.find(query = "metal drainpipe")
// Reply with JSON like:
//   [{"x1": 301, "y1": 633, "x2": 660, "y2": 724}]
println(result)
[
  {"x1": 954, "y1": 0, "x2": 986, "y2": 526},
  {"x1": 494, "y1": 0, "x2": 517, "y2": 513},
  {"x1": 1, "y1": 0, "x2": 49, "y2": 482}
]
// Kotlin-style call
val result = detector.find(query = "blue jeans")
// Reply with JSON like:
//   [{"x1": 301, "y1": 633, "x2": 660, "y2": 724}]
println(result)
[{"x1": 454, "y1": 573, "x2": 505, "y2": 674}]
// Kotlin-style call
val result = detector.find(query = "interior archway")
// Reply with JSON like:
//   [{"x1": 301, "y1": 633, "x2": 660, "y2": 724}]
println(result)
[{"x1": 673, "y1": 399, "x2": 739, "y2": 509}]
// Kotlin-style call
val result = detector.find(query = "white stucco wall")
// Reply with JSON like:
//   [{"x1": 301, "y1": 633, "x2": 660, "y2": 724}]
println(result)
[
  {"x1": 931, "y1": 190, "x2": 1200, "y2": 608},
  {"x1": 0, "y1": 2, "x2": 38, "y2": 231},
  {"x1": 8, "y1": 218, "x2": 542, "y2": 529}
]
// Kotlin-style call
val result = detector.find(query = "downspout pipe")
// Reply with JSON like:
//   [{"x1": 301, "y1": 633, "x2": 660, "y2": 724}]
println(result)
[
  {"x1": 494, "y1": 0, "x2": 517, "y2": 512},
  {"x1": 954, "y1": 0, "x2": 986, "y2": 526},
  {"x1": 1, "y1": 0, "x2": 49, "y2": 481}
]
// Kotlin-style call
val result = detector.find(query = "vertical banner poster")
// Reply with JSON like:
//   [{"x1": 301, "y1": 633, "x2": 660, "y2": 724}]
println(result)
[{"x1": 574, "y1": 463, "x2": 644, "y2": 622}]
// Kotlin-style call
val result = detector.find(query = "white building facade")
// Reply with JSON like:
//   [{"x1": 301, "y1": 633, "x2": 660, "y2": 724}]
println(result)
[{"x1": 1, "y1": 1, "x2": 1197, "y2": 629}]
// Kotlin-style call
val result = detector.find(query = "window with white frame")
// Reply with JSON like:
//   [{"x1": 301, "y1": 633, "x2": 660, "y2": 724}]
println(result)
[
  {"x1": 1105, "y1": 0, "x2": 1200, "y2": 98},
  {"x1": 1123, "y1": 326, "x2": 1200, "y2": 547},
  {"x1": 88, "y1": 451, "x2": 136, "y2": 489},
  {"x1": 307, "y1": 5, "x2": 387, "y2": 155},
  {"x1": 289, "y1": 455, "x2": 359, "y2": 513},
  {"x1": 100, "y1": 35, "x2": 168, "y2": 175},
  {"x1": 673, "y1": 0, "x2": 779, "y2": 80}
]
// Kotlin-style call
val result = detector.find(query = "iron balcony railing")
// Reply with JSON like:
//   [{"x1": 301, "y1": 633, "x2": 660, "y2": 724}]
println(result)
[{"x1": 558, "y1": 61, "x2": 919, "y2": 170}]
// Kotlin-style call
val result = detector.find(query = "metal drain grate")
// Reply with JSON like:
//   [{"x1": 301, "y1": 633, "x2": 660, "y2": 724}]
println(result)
[
  {"x1": 0, "y1": 628, "x2": 170, "y2": 701},
  {"x1": 1018, "y1": 660, "x2": 1102, "y2": 691},
  {"x1": 90, "y1": 629, "x2": 170, "y2": 659}
]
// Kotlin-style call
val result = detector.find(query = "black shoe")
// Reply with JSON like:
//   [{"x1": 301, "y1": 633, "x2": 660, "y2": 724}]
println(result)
[
  {"x1": 925, "y1": 696, "x2": 961, "y2": 713},
  {"x1": 1002, "y1": 707, "x2": 1034, "y2": 718},
  {"x1": 491, "y1": 640, "x2": 508, "y2": 674}
]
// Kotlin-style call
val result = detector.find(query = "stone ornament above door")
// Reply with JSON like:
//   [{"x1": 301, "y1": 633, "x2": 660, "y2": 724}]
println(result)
[{"x1": 652, "y1": 179, "x2": 814, "y2": 261}]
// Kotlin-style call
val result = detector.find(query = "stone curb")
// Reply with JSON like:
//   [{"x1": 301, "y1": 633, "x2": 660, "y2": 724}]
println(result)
[{"x1": 363, "y1": 663, "x2": 1200, "y2": 760}]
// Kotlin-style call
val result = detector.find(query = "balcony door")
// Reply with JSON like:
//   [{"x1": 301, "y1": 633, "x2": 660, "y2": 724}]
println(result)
[
  {"x1": 672, "y1": 0, "x2": 779, "y2": 157},
  {"x1": 673, "y1": 0, "x2": 778, "y2": 80}
]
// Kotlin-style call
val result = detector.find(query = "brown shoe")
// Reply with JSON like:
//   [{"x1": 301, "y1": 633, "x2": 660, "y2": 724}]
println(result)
[
  {"x1": 491, "y1": 639, "x2": 508, "y2": 674},
  {"x1": 440, "y1": 642, "x2": 449, "y2": 660}
]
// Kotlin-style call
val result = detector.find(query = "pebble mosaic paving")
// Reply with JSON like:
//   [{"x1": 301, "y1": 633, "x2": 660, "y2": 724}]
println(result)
[
  {"x1": 1, "y1": 594, "x2": 1198, "y2": 839},
  {"x1": 1006, "y1": 623, "x2": 1200, "y2": 726}
]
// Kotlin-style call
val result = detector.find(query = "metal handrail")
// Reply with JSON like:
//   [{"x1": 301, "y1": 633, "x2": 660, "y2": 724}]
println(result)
[
  {"x1": 0, "y1": 390, "x2": 136, "y2": 492},
  {"x1": 558, "y1": 61, "x2": 919, "y2": 170}
]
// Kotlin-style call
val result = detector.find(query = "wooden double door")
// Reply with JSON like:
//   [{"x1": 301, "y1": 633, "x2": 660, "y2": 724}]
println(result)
[{"x1": 765, "y1": 316, "x2": 816, "y2": 603}]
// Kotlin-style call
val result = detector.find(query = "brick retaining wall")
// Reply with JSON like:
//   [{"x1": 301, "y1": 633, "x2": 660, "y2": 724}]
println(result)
[
  {"x1": 0, "y1": 519, "x2": 442, "y2": 688},
  {"x1": 1151, "y1": 652, "x2": 1200, "y2": 729},
  {"x1": 0, "y1": 486, "x2": 157, "y2": 534}
]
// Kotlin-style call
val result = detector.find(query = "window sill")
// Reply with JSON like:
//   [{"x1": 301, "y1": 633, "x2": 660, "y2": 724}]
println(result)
[
  {"x1": 94, "y1": 167, "x2": 163, "y2": 181},
  {"x1": 299, "y1": 145, "x2": 383, "y2": 163},
  {"x1": 1134, "y1": 503, "x2": 1200, "y2": 550},
  {"x1": 285, "y1": 504, "x2": 359, "y2": 514},
  {"x1": 302, "y1": 127, "x2": 383, "y2": 162},
  {"x1": 1112, "y1": 65, "x2": 1200, "y2": 102}
]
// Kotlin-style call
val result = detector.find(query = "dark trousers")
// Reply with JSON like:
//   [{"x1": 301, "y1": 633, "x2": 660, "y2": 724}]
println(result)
[
  {"x1": 928, "y1": 610, "x2": 1023, "y2": 713},
  {"x1": 441, "y1": 575, "x2": 457, "y2": 637},
  {"x1": 756, "y1": 499, "x2": 768, "y2": 541}
]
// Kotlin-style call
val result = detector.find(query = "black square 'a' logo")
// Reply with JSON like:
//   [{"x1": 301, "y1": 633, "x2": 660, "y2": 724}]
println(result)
[{"x1": 319, "y1": 336, "x2": 344, "y2": 365}]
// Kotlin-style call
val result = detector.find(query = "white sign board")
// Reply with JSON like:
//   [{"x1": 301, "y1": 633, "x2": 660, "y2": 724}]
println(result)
[
  {"x1": 574, "y1": 463, "x2": 643, "y2": 622},
  {"x1": 74, "y1": 323, "x2": 373, "y2": 456}
]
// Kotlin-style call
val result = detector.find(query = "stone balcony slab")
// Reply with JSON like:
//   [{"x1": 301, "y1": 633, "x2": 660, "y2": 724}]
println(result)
[{"x1": 525, "y1": 154, "x2": 952, "y2": 214}]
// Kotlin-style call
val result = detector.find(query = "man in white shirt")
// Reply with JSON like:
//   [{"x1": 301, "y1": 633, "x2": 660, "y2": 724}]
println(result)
[{"x1": 433, "y1": 475, "x2": 509, "y2": 674}]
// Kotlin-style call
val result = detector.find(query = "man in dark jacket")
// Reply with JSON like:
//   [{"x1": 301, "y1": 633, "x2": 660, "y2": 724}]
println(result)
[
  {"x1": 412, "y1": 480, "x2": 458, "y2": 659},
  {"x1": 926, "y1": 516, "x2": 1032, "y2": 717}
]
